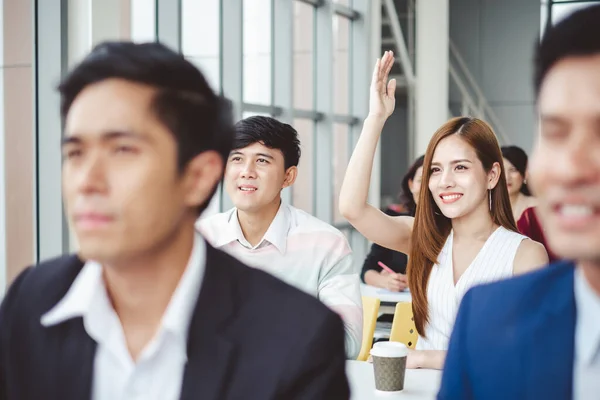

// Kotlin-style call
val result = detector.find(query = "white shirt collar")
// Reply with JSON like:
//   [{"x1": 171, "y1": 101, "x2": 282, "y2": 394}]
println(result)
[
  {"x1": 214, "y1": 202, "x2": 290, "y2": 254},
  {"x1": 41, "y1": 234, "x2": 206, "y2": 345},
  {"x1": 574, "y1": 266, "x2": 600, "y2": 366}
]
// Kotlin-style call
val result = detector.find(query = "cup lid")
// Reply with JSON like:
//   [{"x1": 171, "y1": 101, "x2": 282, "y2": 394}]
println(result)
[{"x1": 370, "y1": 341, "x2": 409, "y2": 358}]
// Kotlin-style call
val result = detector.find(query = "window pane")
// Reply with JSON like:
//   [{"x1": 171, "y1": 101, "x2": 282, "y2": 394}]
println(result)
[
  {"x1": 242, "y1": 111, "x2": 271, "y2": 119},
  {"x1": 333, "y1": 0, "x2": 351, "y2": 5},
  {"x1": 551, "y1": 3, "x2": 595, "y2": 24},
  {"x1": 333, "y1": 16, "x2": 350, "y2": 115},
  {"x1": 243, "y1": 0, "x2": 272, "y2": 105},
  {"x1": 130, "y1": 0, "x2": 156, "y2": 42},
  {"x1": 182, "y1": 0, "x2": 220, "y2": 91},
  {"x1": 333, "y1": 124, "x2": 350, "y2": 224},
  {"x1": 340, "y1": 228, "x2": 351, "y2": 241},
  {"x1": 292, "y1": 119, "x2": 314, "y2": 214},
  {"x1": 293, "y1": 2, "x2": 314, "y2": 110},
  {"x1": 540, "y1": 3, "x2": 547, "y2": 36}
]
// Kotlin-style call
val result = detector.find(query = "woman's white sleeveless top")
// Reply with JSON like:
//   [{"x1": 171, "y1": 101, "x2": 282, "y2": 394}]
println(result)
[{"x1": 416, "y1": 226, "x2": 527, "y2": 350}]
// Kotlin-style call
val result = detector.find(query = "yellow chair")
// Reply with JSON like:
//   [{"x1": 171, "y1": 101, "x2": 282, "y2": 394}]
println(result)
[
  {"x1": 357, "y1": 296, "x2": 380, "y2": 361},
  {"x1": 389, "y1": 302, "x2": 418, "y2": 349}
]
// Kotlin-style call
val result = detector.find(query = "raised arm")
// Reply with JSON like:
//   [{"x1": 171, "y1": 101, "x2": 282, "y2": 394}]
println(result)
[{"x1": 338, "y1": 51, "x2": 413, "y2": 254}]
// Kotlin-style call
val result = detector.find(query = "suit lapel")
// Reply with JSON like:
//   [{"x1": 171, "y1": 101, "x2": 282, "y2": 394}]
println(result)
[
  {"x1": 53, "y1": 318, "x2": 97, "y2": 400},
  {"x1": 38, "y1": 256, "x2": 97, "y2": 400},
  {"x1": 179, "y1": 244, "x2": 236, "y2": 400},
  {"x1": 523, "y1": 266, "x2": 576, "y2": 399}
]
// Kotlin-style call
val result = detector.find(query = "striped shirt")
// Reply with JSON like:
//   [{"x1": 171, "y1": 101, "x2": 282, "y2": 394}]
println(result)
[
  {"x1": 197, "y1": 203, "x2": 363, "y2": 359},
  {"x1": 417, "y1": 226, "x2": 527, "y2": 350}
]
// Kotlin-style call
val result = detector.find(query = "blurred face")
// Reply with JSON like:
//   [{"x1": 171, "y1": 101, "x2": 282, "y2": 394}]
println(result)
[
  {"x1": 503, "y1": 158, "x2": 524, "y2": 196},
  {"x1": 62, "y1": 78, "x2": 222, "y2": 264},
  {"x1": 224, "y1": 142, "x2": 297, "y2": 213},
  {"x1": 529, "y1": 55, "x2": 600, "y2": 263},
  {"x1": 409, "y1": 166, "x2": 424, "y2": 204},
  {"x1": 428, "y1": 135, "x2": 500, "y2": 220}
]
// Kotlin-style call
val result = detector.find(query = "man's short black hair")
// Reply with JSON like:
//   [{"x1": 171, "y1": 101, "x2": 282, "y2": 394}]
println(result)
[
  {"x1": 535, "y1": 4, "x2": 600, "y2": 96},
  {"x1": 58, "y1": 41, "x2": 234, "y2": 214},
  {"x1": 233, "y1": 116, "x2": 301, "y2": 169}
]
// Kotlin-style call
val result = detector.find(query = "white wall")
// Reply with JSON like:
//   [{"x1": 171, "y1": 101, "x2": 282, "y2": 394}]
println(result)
[{"x1": 449, "y1": 0, "x2": 541, "y2": 151}]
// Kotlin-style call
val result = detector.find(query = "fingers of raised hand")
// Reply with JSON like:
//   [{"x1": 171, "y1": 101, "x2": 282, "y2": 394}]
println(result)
[
  {"x1": 371, "y1": 58, "x2": 381, "y2": 85},
  {"x1": 381, "y1": 52, "x2": 395, "y2": 89},
  {"x1": 372, "y1": 51, "x2": 395, "y2": 89},
  {"x1": 383, "y1": 51, "x2": 394, "y2": 78}
]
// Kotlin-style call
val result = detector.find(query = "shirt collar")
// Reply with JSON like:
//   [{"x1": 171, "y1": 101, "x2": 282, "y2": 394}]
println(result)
[
  {"x1": 40, "y1": 259, "x2": 102, "y2": 327},
  {"x1": 218, "y1": 202, "x2": 291, "y2": 254},
  {"x1": 41, "y1": 234, "x2": 206, "y2": 345},
  {"x1": 574, "y1": 266, "x2": 600, "y2": 366}
]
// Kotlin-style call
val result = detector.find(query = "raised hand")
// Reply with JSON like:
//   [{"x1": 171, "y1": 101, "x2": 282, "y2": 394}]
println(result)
[{"x1": 369, "y1": 50, "x2": 396, "y2": 120}]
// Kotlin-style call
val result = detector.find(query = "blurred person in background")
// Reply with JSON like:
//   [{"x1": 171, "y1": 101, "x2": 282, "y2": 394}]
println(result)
[
  {"x1": 361, "y1": 155, "x2": 424, "y2": 292},
  {"x1": 501, "y1": 145, "x2": 537, "y2": 221},
  {"x1": 502, "y1": 145, "x2": 558, "y2": 262}
]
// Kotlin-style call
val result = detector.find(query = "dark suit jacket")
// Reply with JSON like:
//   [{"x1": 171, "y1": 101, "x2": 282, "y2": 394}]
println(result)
[
  {"x1": 0, "y1": 243, "x2": 350, "y2": 400},
  {"x1": 438, "y1": 260, "x2": 576, "y2": 400}
]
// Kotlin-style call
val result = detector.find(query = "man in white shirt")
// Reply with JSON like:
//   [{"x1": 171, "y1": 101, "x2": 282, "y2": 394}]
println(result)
[
  {"x1": 438, "y1": 5, "x2": 600, "y2": 399},
  {"x1": 0, "y1": 42, "x2": 350, "y2": 400},
  {"x1": 198, "y1": 116, "x2": 363, "y2": 359}
]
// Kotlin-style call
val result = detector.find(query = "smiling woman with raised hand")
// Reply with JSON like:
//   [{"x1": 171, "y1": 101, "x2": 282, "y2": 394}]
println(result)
[{"x1": 339, "y1": 51, "x2": 549, "y2": 370}]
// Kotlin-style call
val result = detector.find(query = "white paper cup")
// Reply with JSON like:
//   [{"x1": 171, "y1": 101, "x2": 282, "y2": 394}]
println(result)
[{"x1": 370, "y1": 342, "x2": 408, "y2": 393}]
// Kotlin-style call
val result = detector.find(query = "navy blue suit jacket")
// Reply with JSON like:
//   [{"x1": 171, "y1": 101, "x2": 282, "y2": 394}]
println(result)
[
  {"x1": 0, "y1": 243, "x2": 350, "y2": 400},
  {"x1": 438, "y1": 260, "x2": 576, "y2": 400}
]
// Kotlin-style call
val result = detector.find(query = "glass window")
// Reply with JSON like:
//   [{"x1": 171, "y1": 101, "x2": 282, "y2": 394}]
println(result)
[
  {"x1": 333, "y1": 15, "x2": 350, "y2": 115},
  {"x1": 242, "y1": 111, "x2": 271, "y2": 119},
  {"x1": 333, "y1": 0, "x2": 351, "y2": 5},
  {"x1": 292, "y1": 119, "x2": 314, "y2": 214},
  {"x1": 293, "y1": 2, "x2": 314, "y2": 110},
  {"x1": 182, "y1": 0, "x2": 221, "y2": 91},
  {"x1": 340, "y1": 228, "x2": 351, "y2": 241},
  {"x1": 551, "y1": 2, "x2": 596, "y2": 24},
  {"x1": 333, "y1": 123, "x2": 350, "y2": 224},
  {"x1": 243, "y1": 0, "x2": 272, "y2": 105},
  {"x1": 540, "y1": 3, "x2": 548, "y2": 35},
  {"x1": 130, "y1": 0, "x2": 156, "y2": 42}
]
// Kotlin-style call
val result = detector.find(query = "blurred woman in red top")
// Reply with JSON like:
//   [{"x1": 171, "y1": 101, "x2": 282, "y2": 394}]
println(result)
[{"x1": 502, "y1": 146, "x2": 558, "y2": 263}]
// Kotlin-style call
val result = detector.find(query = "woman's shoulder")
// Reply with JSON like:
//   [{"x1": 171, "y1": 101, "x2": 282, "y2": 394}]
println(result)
[
  {"x1": 497, "y1": 225, "x2": 529, "y2": 243},
  {"x1": 513, "y1": 237, "x2": 549, "y2": 274}
]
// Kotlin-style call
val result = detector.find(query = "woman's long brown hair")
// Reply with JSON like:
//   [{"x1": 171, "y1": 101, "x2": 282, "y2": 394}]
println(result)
[{"x1": 407, "y1": 117, "x2": 518, "y2": 336}]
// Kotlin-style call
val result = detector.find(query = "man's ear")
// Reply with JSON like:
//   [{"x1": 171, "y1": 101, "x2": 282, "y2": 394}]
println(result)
[
  {"x1": 182, "y1": 150, "x2": 224, "y2": 208},
  {"x1": 282, "y1": 166, "x2": 298, "y2": 189}
]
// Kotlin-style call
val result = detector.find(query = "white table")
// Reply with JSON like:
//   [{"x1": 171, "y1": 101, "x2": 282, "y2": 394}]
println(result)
[
  {"x1": 346, "y1": 360, "x2": 441, "y2": 400},
  {"x1": 361, "y1": 283, "x2": 412, "y2": 304}
]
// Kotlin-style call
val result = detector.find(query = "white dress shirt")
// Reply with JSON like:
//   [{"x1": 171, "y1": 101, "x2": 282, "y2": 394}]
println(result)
[
  {"x1": 198, "y1": 202, "x2": 363, "y2": 359},
  {"x1": 573, "y1": 267, "x2": 600, "y2": 400},
  {"x1": 41, "y1": 234, "x2": 205, "y2": 400}
]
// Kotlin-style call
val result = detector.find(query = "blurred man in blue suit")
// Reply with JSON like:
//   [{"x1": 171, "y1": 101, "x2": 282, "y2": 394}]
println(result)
[{"x1": 438, "y1": 5, "x2": 600, "y2": 400}]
